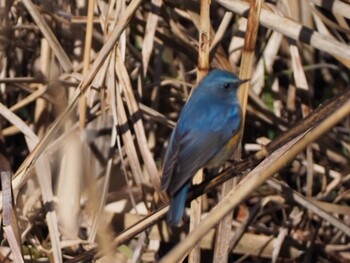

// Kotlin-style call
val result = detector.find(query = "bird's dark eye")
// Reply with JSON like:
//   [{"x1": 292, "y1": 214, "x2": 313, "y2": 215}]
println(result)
[{"x1": 224, "y1": 83, "x2": 230, "y2": 89}]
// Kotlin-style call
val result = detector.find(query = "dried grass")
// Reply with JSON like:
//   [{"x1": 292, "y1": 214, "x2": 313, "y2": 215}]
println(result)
[{"x1": 0, "y1": 0, "x2": 349, "y2": 262}]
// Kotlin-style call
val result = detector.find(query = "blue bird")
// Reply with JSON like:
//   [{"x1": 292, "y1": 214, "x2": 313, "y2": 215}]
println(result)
[{"x1": 161, "y1": 69, "x2": 248, "y2": 226}]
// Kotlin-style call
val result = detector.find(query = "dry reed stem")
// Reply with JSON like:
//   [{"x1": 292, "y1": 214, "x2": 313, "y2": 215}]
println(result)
[
  {"x1": 21, "y1": 0, "x2": 73, "y2": 72},
  {"x1": 214, "y1": 1, "x2": 263, "y2": 262},
  {"x1": 217, "y1": 0, "x2": 350, "y2": 63},
  {"x1": 251, "y1": 31, "x2": 282, "y2": 94},
  {"x1": 310, "y1": 0, "x2": 350, "y2": 20},
  {"x1": 2, "y1": 170, "x2": 23, "y2": 263},
  {"x1": 215, "y1": 1, "x2": 261, "y2": 262},
  {"x1": 79, "y1": 0, "x2": 95, "y2": 128},
  {"x1": 116, "y1": 50, "x2": 165, "y2": 200},
  {"x1": 142, "y1": 0, "x2": 162, "y2": 76},
  {"x1": 188, "y1": 1, "x2": 211, "y2": 262},
  {"x1": 283, "y1": 1, "x2": 314, "y2": 202}
]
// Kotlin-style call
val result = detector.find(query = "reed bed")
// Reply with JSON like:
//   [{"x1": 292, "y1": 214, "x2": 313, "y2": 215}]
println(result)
[{"x1": 0, "y1": 0, "x2": 349, "y2": 262}]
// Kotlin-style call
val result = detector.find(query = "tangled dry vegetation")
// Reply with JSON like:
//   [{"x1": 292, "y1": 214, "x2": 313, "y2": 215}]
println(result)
[{"x1": 0, "y1": 0, "x2": 349, "y2": 262}]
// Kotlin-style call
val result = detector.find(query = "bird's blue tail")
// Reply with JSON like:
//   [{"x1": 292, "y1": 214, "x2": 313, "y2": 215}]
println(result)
[{"x1": 167, "y1": 184, "x2": 190, "y2": 226}]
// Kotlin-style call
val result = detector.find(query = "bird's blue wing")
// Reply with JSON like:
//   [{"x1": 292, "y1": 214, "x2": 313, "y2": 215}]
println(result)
[
  {"x1": 164, "y1": 102, "x2": 242, "y2": 196},
  {"x1": 161, "y1": 129, "x2": 180, "y2": 192}
]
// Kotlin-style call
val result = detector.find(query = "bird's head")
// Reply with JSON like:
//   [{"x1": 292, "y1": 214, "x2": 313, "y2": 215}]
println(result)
[{"x1": 197, "y1": 69, "x2": 249, "y2": 101}]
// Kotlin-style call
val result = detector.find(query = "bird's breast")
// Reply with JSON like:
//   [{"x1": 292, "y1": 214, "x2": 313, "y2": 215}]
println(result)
[{"x1": 206, "y1": 130, "x2": 242, "y2": 168}]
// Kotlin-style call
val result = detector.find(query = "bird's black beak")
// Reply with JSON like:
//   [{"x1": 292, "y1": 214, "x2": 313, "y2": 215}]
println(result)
[{"x1": 238, "y1": 78, "x2": 250, "y2": 86}]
